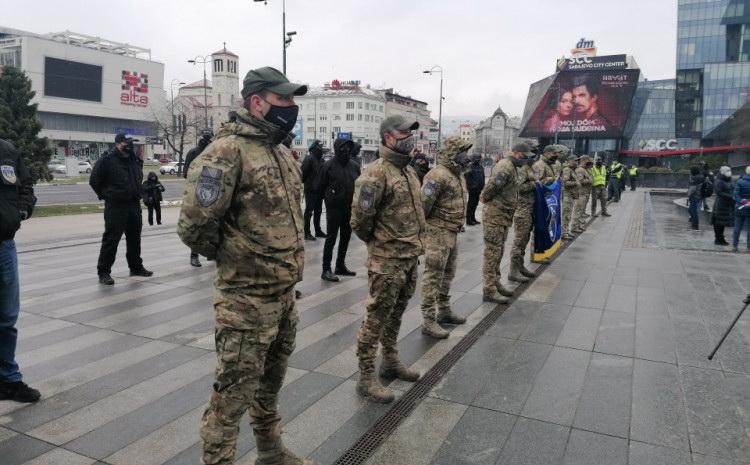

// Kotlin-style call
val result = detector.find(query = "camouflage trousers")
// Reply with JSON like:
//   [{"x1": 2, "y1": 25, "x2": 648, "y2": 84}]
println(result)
[
  {"x1": 574, "y1": 188, "x2": 591, "y2": 231},
  {"x1": 591, "y1": 185, "x2": 608, "y2": 215},
  {"x1": 511, "y1": 202, "x2": 534, "y2": 267},
  {"x1": 357, "y1": 256, "x2": 418, "y2": 375},
  {"x1": 420, "y1": 225, "x2": 458, "y2": 322},
  {"x1": 200, "y1": 290, "x2": 298, "y2": 465},
  {"x1": 483, "y1": 221, "x2": 510, "y2": 294},
  {"x1": 562, "y1": 191, "x2": 577, "y2": 236}
]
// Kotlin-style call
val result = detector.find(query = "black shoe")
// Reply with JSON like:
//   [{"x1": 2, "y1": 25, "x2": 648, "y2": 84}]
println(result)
[
  {"x1": 715, "y1": 239, "x2": 729, "y2": 246},
  {"x1": 190, "y1": 256, "x2": 202, "y2": 267},
  {"x1": 0, "y1": 381, "x2": 41, "y2": 403},
  {"x1": 130, "y1": 268, "x2": 154, "y2": 277},
  {"x1": 295, "y1": 290, "x2": 302, "y2": 299},
  {"x1": 602, "y1": 212, "x2": 612, "y2": 217},
  {"x1": 98, "y1": 273, "x2": 115, "y2": 285},
  {"x1": 305, "y1": 233, "x2": 316, "y2": 241},
  {"x1": 335, "y1": 265, "x2": 357, "y2": 276},
  {"x1": 315, "y1": 231, "x2": 328, "y2": 238},
  {"x1": 691, "y1": 225, "x2": 699, "y2": 230},
  {"x1": 321, "y1": 270, "x2": 340, "y2": 282}
]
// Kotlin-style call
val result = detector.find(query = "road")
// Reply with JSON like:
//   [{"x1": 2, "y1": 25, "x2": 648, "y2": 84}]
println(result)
[{"x1": 34, "y1": 179, "x2": 186, "y2": 205}]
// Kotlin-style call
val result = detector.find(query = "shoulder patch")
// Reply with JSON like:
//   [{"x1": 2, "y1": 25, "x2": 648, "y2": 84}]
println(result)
[
  {"x1": 195, "y1": 166, "x2": 223, "y2": 207},
  {"x1": 359, "y1": 184, "x2": 375, "y2": 210},
  {"x1": 422, "y1": 179, "x2": 439, "y2": 197},
  {"x1": 494, "y1": 172, "x2": 509, "y2": 187},
  {"x1": 1, "y1": 165, "x2": 17, "y2": 184}
]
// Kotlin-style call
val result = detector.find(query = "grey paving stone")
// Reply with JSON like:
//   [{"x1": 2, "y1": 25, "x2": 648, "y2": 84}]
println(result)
[
  {"x1": 547, "y1": 279, "x2": 585, "y2": 306},
  {"x1": 486, "y1": 300, "x2": 544, "y2": 340},
  {"x1": 0, "y1": 433, "x2": 54, "y2": 465},
  {"x1": 573, "y1": 353, "x2": 633, "y2": 438},
  {"x1": 672, "y1": 317, "x2": 723, "y2": 370},
  {"x1": 108, "y1": 296, "x2": 213, "y2": 334},
  {"x1": 574, "y1": 280, "x2": 609, "y2": 309},
  {"x1": 298, "y1": 284, "x2": 368, "y2": 330},
  {"x1": 692, "y1": 453, "x2": 750, "y2": 465},
  {"x1": 472, "y1": 341, "x2": 552, "y2": 414},
  {"x1": 16, "y1": 323, "x2": 96, "y2": 353},
  {"x1": 631, "y1": 359, "x2": 690, "y2": 450},
  {"x1": 519, "y1": 303, "x2": 572, "y2": 345},
  {"x1": 288, "y1": 319, "x2": 361, "y2": 370},
  {"x1": 429, "y1": 407, "x2": 516, "y2": 465},
  {"x1": 18, "y1": 448, "x2": 97, "y2": 465},
  {"x1": 555, "y1": 307, "x2": 602, "y2": 351},
  {"x1": 636, "y1": 286, "x2": 668, "y2": 316},
  {"x1": 561, "y1": 429, "x2": 628, "y2": 465},
  {"x1": 594, "y1": 309, "x2": 635, "y2": 357},
  {"x1": 520, "y1": 346, "x2": 591, "y2": 425},
  {"x1": 635, "y1": 312, "x2": 677, "y2": 364},
  {"x1": 628, "y1": 441, "x2": 691, "y2": 465},
  {"x1": 707, "y1": 320, "x2": 750, "y2": 375},
  {"x1": 637, "y1": 268, "x2": 666, "y2": 288},
  {"x1": 494, "y1": 417, "x2": 569, "y2": 465},
  {"x1": 605, "y1": 283, "x2": 637, "y2": 313},
  {"x1": 680, "y1": 366, "x2": 750, "y2": 461}
]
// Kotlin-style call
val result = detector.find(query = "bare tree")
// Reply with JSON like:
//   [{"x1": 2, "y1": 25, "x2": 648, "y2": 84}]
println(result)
[{"x1": 151, "y1": 100, "x2": 202, "y2": 174}]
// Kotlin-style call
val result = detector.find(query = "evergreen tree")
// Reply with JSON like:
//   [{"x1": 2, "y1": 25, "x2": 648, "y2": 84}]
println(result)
[{"x1": 0, "y1": 66, "x2": 52, "y2": 183}]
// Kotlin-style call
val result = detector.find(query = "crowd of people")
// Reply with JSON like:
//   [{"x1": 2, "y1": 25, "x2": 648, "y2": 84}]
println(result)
[{"x1": 0, "y1": 64, "x2": 748, "y2": 465}]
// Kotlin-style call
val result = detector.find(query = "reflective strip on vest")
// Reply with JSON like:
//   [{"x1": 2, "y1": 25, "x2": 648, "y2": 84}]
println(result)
[
  {"x1": 590, "y1": 166, "x2": 606, "y2": 186},
  {"x1": 629, "y1": 168, "x2": 638, "y2": 176},
  {"x1": 611, "y1": 164, "x2": 623, "y2": 179}
]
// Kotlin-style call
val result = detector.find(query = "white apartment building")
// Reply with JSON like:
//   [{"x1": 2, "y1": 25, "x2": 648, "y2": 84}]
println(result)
[{"x1": 381, "y1": 89, "x2": 437, "y2": 154}]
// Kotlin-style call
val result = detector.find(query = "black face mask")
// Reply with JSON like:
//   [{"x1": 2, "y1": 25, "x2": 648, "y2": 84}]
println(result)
[
  {"x1": 454, "y1": 151, "x2": 471, "y2": 170},
  {"x1": 511, "y1": 156, "x2": 525, "y2": 167},
  {"x1": 262, "y1": 101, "x2": 299, "y2": 133},
  {"x1": 335, "y1": 147, "x2": 351, "y2": 164}
]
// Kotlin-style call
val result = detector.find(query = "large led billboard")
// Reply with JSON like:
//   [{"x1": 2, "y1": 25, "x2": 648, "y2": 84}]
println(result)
[
  {"x1": 520, "y1": 68, "x2": 640, "y2": 138},
  {"x1": 44, "y1": 57, "x2": 103, "y2": 102}
]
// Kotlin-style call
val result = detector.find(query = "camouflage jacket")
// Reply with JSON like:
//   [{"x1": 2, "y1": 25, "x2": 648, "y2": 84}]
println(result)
[
  {"x1": 562, "y1": 166, "x2": 581, "y2": 198},
  {"x1": 575, "y1": 166, "x2": 592, "y2": 191},
  {"x1": 177, "y1": 108, "x2": 304, "y2": 297},
  {"x1": 421, "y1": 155, "x2": 467, "y2": 233},
  {"x1": 516, "y1": 164, "x2": 537, "y2": 206},
  {"x1": 552, "y1": 160, "x2": 563, "y2": 178},
  {"x1": 481, "y1": 157, "x2": 518, "y2": 225},
  {"x1": 532, "y1": 158, "x2": 557, "y2": 185},
  {"x1": 351, "y1": 145, "x2": 426, "y2": 259}
]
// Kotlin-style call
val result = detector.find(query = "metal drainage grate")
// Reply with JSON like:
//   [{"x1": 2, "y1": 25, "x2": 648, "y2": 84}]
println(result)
[{"x1": 333, "y1": 221, "x2": 589, "y2": 465}]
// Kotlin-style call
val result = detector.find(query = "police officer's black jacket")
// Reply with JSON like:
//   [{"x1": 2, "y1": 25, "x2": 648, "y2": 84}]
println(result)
[
  {"x1": 317, "y1": 156, "x2": 361, "y2": 210},
  {"x1": 183, "y1": 144, "x2": 205, "y2": 178},
  {"x1": 0, "y1": 139, "x2": 36, "y2": 241},
  {"x1": 301, "y1": 152, "x2": 324, "y2": 192},
  {"x1": 465, "y1": 160, "x2": 486, "y2": 192},
  {"x1": 89, "y1": 148, "x2": 143, "y2": 203}
]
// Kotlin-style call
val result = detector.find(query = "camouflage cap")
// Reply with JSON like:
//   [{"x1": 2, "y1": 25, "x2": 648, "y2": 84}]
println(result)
[
  {"x1": 543, "y1": 144, "x2": 557, "y2": 153},
  {"x1": 578, "y1": 155, "x2": 592, "y2": 162},
  {"x1": 554, "y1": 144, "x2": 571, "y2": 155},
  {"x1": 241, "y1": 66, "x2": 308, "y2": 99},
  {"x1": 380, "y1": 115, "x2": 419, "y2": 136},
  {"x1": 440, "y1": 136, "x2": 473, "y2": 156},
  {"x1": 512, "y1": 142, "x2": 534, "y2": 158}
]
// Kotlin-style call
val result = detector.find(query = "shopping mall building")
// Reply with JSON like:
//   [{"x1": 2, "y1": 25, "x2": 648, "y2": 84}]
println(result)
[
  {"x1": 520, "y1": 0, "x2": 750, "y2": 169},
  {"x1": 0, "y1": 26, "x2": 165, "y2": 160}
]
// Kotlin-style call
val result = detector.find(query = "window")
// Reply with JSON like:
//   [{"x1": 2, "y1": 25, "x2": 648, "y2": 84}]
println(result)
[
  {"x1": 213, "y1": 59, "x2": 223, "y2": 73},
  {"x1": 333, "y1": 126, "x2": 341, "y2": 133},
  {"x1": 320, "y1": 126, "x2": 327, "y2": 133},
  {"x1": 346, "y1": 101, "x2": 355, "y2": 109},
  {"x1": 320, "y1": 115, "x2": 327, "y2": 121},
  {"x1": 379, "y1": 105, "x2": 384, "y2": 112},
  {"x1": 306, "y1": 127, "x2": 315, "y2": 134},
  {"x1": 320, "y1": 103, "x2": 327, "y2": 110},
  {"x1": 358, "y1": 102, "x2": 363, "y2": 109},
  {"x1": 365, "y1": 115, "x2": 370, "y2": 122},
  {"x1": 333, "y1": 114, "x2": 341, "y2": 120},
  {"x1": 365, "y1": 103, "x2": 370, "y2": 110},
  {"x1": 294, "y1": 138, "x2": 303, "y2": 146},
  {"x1": 306, "y1": 116, "x2": 315, "y2": 121},
  {"x1": 333, "y1": 102, "x2": 341, "y2": 110},
  {"x1": 358, "y1": 114, "x2": 362, "y2": 121},
  {"x1": 307, "y1": 138, "x2": 316, "y2": 146},
  {"x1": 347, "y1": 114, "x2": 355, "y2": 121}
]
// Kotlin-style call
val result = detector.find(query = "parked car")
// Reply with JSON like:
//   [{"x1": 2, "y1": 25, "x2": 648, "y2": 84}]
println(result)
[
  {"x1": 47, "y1": 161, "x2": 66, "y2": 174},
  {"x1": 159, "y1": 157, "x2": 175, "y2": 164},
  {"x1": 78, "y1": 161, "x2": 92, "y2": 173},
  {"x1": 159, "y1": 161, "x2": 181, "y2": 175}
]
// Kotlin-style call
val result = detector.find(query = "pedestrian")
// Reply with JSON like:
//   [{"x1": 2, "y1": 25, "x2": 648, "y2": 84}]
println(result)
[
  {"x1": 89, "y1": 133, "x2": 153, "y2": 285},
  {"x1": 701, "y1": 161, "x2": 714, "y2": 212},
  {"x1": 318, "y1": 137, "x2": 360, "y2": 282},
  {"x1": 482, "y1": 143, "x2": 530, "y2": 303},
  {"x1": 410, "y1": 149, "x2": 430, "y2": 184},
  {"x1": 142, "y1": 172, "x2": 164, "y2": 226},
  {"x1": 732, "y1": 166, "x2": 750, "y2": 252},
  {"x1": 688, "y1": 165, "x2": 704, "y2": 230},
  {"x1": 561, "y1": 155, "x2": 581, "y2": 240},
  {"x1": 607, "y1": 159, "x2": 624, "y2": 202},
  {"x1": 182, "y1": 131, "x2": 213, "y2": 268},
  {"x1": 420, "y1": 137, "x2": 472, "y2": 339},
  {"x1": 711, "y1": 166, "x2": 734, "y2": 246},
  {"x1": 589, "y1": 157, "x2": 611, "y2": 217},
  {"x1": 508, "y1": 146, "x2": 538, "y2": 283},
  {"x1": 301, "y1": 139, "x2": 326, "y2": 241},
  {"x1": 573, "y1": 156, "x2": 593, "y2": 233},
  {"x1": 0, "y1": 139, "x2": 40, "y2": 403},
  {"x1": 629, "y1": 164, "x2": 638, "y2": 191},
  {"x1": 351, "y1": 115, "x2": 425, "y2": 403},
  {"x1": 464, "y1": 154, "x2": 485, "y2": 225},
  {"x1": 177, "y1": 66, "x2": 312, "y2": 465}
]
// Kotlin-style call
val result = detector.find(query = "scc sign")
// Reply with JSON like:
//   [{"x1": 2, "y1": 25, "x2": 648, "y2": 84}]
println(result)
[
  {"x1": 639, "y1": 139, "x2": 678, "y2": 151},
  {"x1": 121, "y1": 70, "x2": 149, "y2": 107}
]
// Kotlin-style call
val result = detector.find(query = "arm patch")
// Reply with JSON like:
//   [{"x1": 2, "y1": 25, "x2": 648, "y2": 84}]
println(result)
[
  {"x1": 359, "y1": 185, "x2": 375, "y2": 210},
  {"x1": 422, "y1": 179, "x2": 439, "y2": 197},
  {"x1": 196, "y1": 166, "x2": 223, "y2": 207},
  {"x1": 494, "y1": 172, "x2": 509, "y2": 188}
]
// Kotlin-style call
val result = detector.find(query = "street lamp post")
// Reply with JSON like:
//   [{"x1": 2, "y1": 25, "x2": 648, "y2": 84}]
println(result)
[
  {"x1": 188, "y1": 56, "x2": 210, "y2": 130},
  {"x1": 423, "y1": 66, "x2": 444, "y2": 149},
  {"x1": 254, "y1": 0, "x2": 296, "y2": 74}
]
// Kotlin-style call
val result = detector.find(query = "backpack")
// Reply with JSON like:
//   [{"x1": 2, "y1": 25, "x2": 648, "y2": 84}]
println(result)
[{"x1": 700, "y1": 179, "x2": 714, "y2": 198}]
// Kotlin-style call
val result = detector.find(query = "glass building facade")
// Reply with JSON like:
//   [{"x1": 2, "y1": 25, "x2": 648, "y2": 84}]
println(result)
[{"x1": 624, "y1": 79, "x2": 677, "y2": 150}]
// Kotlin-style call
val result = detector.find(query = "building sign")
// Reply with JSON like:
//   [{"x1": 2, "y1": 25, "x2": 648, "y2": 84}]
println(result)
[
  {"x1": 120, "y1": 70, "x2": 149, "y2": 107},
  {"x1": 639, "y1": 139, "x2": 678, "y2": 151},
  {"x1": 556, "y1": 54, "x2": 627, "y2": 72},
  {"x1": 330, "y1": 80, "x2": 361, "y2": 90},
  {"x1": 113, "y1": 127, "x2": 146, "y2": 136},
  {"x1": 336, "y1": 132, "x2": 352, "y2": 140},
  {"x1": 571, "y1": 37, "x2": 597, "y2": 57}
]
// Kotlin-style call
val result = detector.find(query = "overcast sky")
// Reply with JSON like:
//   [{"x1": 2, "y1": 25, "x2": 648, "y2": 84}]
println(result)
[{"x1": 5, "y1": 0, "x2": 677, "y2": 120}]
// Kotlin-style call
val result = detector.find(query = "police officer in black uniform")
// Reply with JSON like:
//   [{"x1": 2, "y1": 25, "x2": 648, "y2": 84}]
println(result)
[
  {"x1": 301, "y1": 140, "x2": 326, "y2": 240},
  {"x1": 182, "y1": 130, "x2": 213, "y2": 267},
  {"x1": 90, "y1": 134, "x2": 153, "y2": 285}
]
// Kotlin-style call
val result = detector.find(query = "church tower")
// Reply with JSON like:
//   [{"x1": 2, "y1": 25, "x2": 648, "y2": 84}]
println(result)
[{"x1": 210, "y1": 43, "x2": 240, "y2": 129}]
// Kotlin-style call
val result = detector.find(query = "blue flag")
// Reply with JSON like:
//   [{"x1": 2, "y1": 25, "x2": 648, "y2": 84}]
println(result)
[{"x1": 532, "y1": 179, "x2": 562, "y2": 261}]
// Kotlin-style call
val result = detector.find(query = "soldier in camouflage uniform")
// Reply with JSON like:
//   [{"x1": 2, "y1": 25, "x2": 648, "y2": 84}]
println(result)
[
  {"x1": 508, "y1": 148, "x2": 539, "y2": 283},
  {"x1": 351, "y1": 115, "x2": 426, "y2": 403},
  {"x1": 481, "y1": 143, "x2": 532, "y2": 303},
  {"x1": 561, "y1": 155, "x2": 581, "y2": 240},
  {"x1": 420, "y1": 137, "x2": 472, "y2": 339},
  {"x1": 573, "y1": 155, "x2": 593, "y2": 233},
  {"x1": 530, "y1": 146, "x2": 558, "y2": 264},
  {"x1": 552, "y1": 144, "x2": 567, "y2": 177},
  {"x1": 177, "y1": 67, "x2": 313, "y2": 465}
]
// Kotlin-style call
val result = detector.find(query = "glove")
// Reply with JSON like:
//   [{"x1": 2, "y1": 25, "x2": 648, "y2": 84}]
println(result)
[{"x1": 19, "y1": 210, "x2": 28, "y2": 221}]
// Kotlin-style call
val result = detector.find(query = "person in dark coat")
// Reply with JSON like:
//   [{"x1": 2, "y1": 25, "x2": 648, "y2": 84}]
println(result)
[
  {"x1": 732, "y1": 166, "x2": 750, "y2": 252},
  {"x1": 410, "y1": 150, "x2": 430, "y2": 184},
  {"x1": 0, "y1": 139, "x2": 40, "y2": 404},
  {"x1": 301, "y1": 139, "x2": 326, "y2": 240},
  {"x1": 700, "y1": 161, "x2": 714, "y2": 211},
  {"x1": 687, "y1": 165, "x2": 704, "y2": 230},
  {"x1": 182, "y1": 131, "x2": 213, "y2": 267},
  {"x1": 318, "y1": 138, "x2": 361, "y2": 281},
  {"x1": 464, "y1": 154, "x2": 485, "y2": 225},
  {"x1": 142, "y1": 172, "x2": 165, "y2": 226},
  {"x1": 90, "y1": 134, "x2": 153, "y2": 285},
  {"x1": 711, "y1": 166, "x2": 734, "y2": 245}
]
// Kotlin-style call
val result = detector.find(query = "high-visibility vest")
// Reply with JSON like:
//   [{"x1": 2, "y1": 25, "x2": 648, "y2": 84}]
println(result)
[
  {"x1": 611, "y1": 163, "x2": 623, "y2": 179},
  {"x1": 629, "y1": 167, "x2": 638, "y2": 176},
  {"x1": 590, "y1": 166, "x2": 607, "y2": 186}
]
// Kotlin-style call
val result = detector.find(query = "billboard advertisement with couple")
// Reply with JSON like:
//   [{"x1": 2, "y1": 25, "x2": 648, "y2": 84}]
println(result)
[{"x1": 521, "y1": 68, "x2": 640, "y2": 138}]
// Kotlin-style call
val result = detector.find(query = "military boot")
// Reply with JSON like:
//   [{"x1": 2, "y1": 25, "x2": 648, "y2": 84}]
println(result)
[
  {"x1": 422, "y1": 318, "x2": 449, "y2": 338},
  {"x1": 437, "y1": 309, "x2": 466, "y2": 325},
  {"x1": 508, "y1": 263, "x2": 530, "y2": 283},
  {"x1": 483, "y1": 289, "x2": 510, "y2": 304},
  {"x1": 255, "y1": 439, "x2": 315, "y2": 465},
  {"x1": 520, "y1": 264, "x2": 538, "y2": 278},
  {"x1": 380, "y1": 356, "x2": 420, "y2": 382},
  {"x1": 496, "y1": 281, "x2": 515, "y2": 297},
  {"x1": 356, "y1": 373, "x2": 395, "y2": 403}
]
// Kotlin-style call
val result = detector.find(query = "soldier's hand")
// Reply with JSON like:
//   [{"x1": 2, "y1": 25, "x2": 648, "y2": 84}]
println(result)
[{"x1": 479, "y1": 192, "x2": 485, "y2": 203}]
